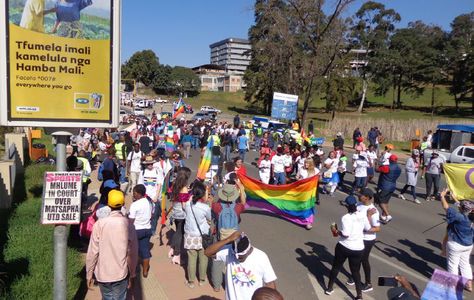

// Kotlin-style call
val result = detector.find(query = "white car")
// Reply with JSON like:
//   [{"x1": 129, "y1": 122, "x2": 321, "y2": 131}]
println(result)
[
  {"x1": 133, "y1": 108, "x2": 145, "y2": 116},
  {"x1": 155, "y1": 98, "x2": 168, "y2": 103},
  {"x1": 424, "y1": 145, "x2": 474, "y2": 164},
  {"x1": 200, "y1": 106, "x2": 221, "y2": 114}
]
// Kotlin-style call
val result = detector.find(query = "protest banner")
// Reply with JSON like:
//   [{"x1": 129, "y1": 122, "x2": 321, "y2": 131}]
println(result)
[
  {"x1": 421, "y1": 269, "x2": 468, "y2": 300},
  {"x1": 443, "y1": 163, "x2": 474, "y2": 200},
  {"x1": 41, "y1": 171, "x2": 82, "y2": 225},
  {"x1": 0, "y1": 0, "x2": 120, "y2": 127}
]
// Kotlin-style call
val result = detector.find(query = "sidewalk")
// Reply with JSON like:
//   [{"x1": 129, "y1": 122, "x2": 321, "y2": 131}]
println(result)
[{"x1": 83, "y1": 166, "x2": 224, "y2": 300}]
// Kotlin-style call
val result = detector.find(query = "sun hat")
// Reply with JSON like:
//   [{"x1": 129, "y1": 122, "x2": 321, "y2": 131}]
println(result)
[
  {"x1": 108, "y1": 190, "x2": 124, "y2": 208},
  {"x1": 345, "y1": 195, "x2": 357, "y2": 206},
  {"x1": 143, "y1": 155, "x2": 155, "y2": 164},
  {"x1": 217, "y1": 183, "x2": 240, "y2": 203}
]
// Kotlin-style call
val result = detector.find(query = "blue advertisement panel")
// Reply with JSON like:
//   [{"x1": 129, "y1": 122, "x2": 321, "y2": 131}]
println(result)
[{"x1": 271, "y1": 92, "x2": 298, "y2": 120}]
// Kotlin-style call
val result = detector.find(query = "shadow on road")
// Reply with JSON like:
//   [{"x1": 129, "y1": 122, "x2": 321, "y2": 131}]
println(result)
[{"x1": 295, "y1": 241, "x2": 355, "y2": 299}]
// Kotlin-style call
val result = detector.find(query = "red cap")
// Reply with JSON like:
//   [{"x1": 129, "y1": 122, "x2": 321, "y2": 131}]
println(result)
[{"x1": 389, "y1": 154, "x2": 398, "y2": 162}]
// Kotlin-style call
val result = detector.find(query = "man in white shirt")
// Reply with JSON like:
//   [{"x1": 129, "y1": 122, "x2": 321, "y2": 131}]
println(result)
[
  {"x1": 127, "y1": 143, "x2": 143, "y2": 193},
  {"x1": 352, "y1": 153, "x2": 369, "y2": 193},
  {"x1": 138, "y1": 156, "x2": 163, "y2": 235},
  {"x1": 205, "y1": 232, "x2": 278, "y2": 300},
  {"x1": 271, "y1": 147, "x2": 286, "y2": 185}
]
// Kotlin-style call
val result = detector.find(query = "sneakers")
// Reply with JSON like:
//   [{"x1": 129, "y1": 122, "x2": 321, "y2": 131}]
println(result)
[
  {"x1": 380, "y1": 215, "x2": 392, "y2": 224},
  {"x1": 414, "y1": 198, "x2": 421, "y2": 204},
  {"x1": 362, "y1": 283, "x2": 373, "y2": 292},
  {"x1": 399, "y1": 194, "x2": 407, "y2": 201},
  {"x1": 346, "y1": 279, "x2": 355, "y2": 286},
  {"x1": 324, "y1": 288, "x2": 334, "y2": 295},
  {"x1": 385, "y1": 215, "x2": 393, "y2": 223}
]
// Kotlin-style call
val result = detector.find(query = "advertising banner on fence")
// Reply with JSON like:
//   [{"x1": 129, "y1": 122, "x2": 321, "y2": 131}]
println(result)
[
  {"x1": 0, "y1": 0, "x2": 120, "y2": 127},
  {"x1": 41, "y1": 172, "x2": 82, "y2": 225},
  {"x1": 271, "y1": 92, "x2": 299, "y2": 121}
]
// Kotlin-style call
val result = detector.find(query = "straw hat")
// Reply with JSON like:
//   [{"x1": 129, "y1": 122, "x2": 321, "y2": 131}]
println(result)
[
  {"x1": 143, "y1": 155, "x2": 155, "y2": 164},
  {"x1": 217, "y1": 184, "x2": 240, "y2": 203}
]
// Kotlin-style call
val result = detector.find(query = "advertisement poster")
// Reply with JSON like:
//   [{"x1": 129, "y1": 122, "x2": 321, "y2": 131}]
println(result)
[
  {"x1": 41, "y1": 171, "x2": 82, "y2": 225},
  {"x1": 271, "y1": 92, "x2": 299, "y2": 121},
  {"x1": 0, "y1": 0, "x2": 120, "y2": 127}
]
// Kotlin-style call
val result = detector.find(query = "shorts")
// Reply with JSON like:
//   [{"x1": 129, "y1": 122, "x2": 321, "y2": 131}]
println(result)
[
  {"x1": 136, "y1": 229, "x2": 153, "y2": 259},
  {"x1": 367, "y1": 167, "x2": 374, "y2": 176},
  {"x1": 377, "y1": 190, "x2": 393, "y2": 204}
]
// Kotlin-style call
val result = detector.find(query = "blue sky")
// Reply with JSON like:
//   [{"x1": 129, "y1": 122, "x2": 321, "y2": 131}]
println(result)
[{"x1": 122, "y1": 0, "x2": 474, "y2": 67}]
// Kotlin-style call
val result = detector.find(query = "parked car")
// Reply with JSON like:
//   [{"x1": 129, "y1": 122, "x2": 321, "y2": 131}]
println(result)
[
  {"x1": 133, "y1": 108, "x2": 145, "y2": 116},
  {"x1": 135, "y1": 99, "x2": 153, "y2": 108},
  {"x1": 155, "y1": 98, "x2": 169, "y2": 103},
  {"x1": 192, "y1": 112, "x2": 213, "y2": 121},
  {"x1": 200, "y1": 106, "x2": 221, "y2": 114},
  {"x1": 424, "y1": 145, "x2": 474, "y2": 164}
]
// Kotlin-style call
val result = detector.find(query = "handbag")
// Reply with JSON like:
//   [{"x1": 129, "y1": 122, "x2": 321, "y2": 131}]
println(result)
[{"x1": 191, "y1": 203, "x2": 213, "y2": 249}]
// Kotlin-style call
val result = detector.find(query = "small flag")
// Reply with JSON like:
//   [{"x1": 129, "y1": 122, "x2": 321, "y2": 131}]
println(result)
[
  {"x1": 196, "y1": 138, "x2": 214, "y2": 180},
  {"x1": 173, "y1": 98, "x2": 185, "y2": 119},
  {"x1": 165, "y1": 136, "x2": 175, "y2": 153}
]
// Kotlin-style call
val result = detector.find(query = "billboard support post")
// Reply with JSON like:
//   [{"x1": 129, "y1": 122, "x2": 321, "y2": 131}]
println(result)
[{"x1": 52, "y1": 131, "x2": 71, "y2": 300}]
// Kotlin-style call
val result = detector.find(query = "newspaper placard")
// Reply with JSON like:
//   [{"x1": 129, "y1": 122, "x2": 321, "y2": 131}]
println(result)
[{"x1": 41, "y1": 172, "x2": 82, "y2": 225}]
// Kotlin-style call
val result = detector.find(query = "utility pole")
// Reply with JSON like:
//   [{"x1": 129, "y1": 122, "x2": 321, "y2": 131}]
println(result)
[{"x1": 52, "y1": 131, "x2": 72, "y2": 300}]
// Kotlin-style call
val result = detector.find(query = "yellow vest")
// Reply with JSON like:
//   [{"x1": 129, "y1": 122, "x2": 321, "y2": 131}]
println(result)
[{"x1": 114, "y1": 142, "x2": 125, "y2": 160}]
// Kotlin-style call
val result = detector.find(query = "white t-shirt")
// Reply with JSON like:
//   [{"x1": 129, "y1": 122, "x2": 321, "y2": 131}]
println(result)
[
  {"x1": 138, "y1": 168, "x2": 163, "y2": 201},
  {"x1": 127, "y1": 151, "x2": 143, "y2": 173},
  {"x1": 129, "y1": 198, "x2": 152, "y2": 230},
  {"x1": 283, "y1": 154, "x2": 292, "y2": 167},
  {"x1": 357, "y1": 203, "x2": 380, "y2": 241},
  {"x1": 380, "y1": 151, "x2": 392, "y2": 166},
  {"x1": 367, "y1": 151, "x2": 377, "y2": 167},
  {"x1": 353, "y1": 159, "x2": 369, "y2": 178},
  {"x1": 216, "y1": 247, "x2": 277, "y2": 300},
  {"x1": 271, "y1": 155, "x2": 286, "y2": 173},
  {"x1": 338, "y1": 211, "x2": 371, "y2": 251},
  {"x1": 324, "y1": 158, "x2": 339, "y2": 173},
  {"x1": 259, "y1": 160, "x2": 271, "y2": 175}
]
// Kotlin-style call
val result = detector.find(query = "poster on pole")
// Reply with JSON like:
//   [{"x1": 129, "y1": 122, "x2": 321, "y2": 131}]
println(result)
[
  {"x1": 271, "y1": 92, "x2": 299, "y2": 121},
  {"x1": 0, "y1": 0, "x2": 120, "y2": 127},
  {"x1": 41, "y1": 172, "x2": 82, "y2": 225}
]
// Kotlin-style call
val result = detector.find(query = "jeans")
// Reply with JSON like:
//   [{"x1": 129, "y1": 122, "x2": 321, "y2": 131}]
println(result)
[
  {"x1": 150, "y1": 201, "x2": 160, "y2": 235},
  {"x1": 118, "y1": 161, "x2": 126, "y2": 184},
  {"x1": 171, "y1": 219, "x2": 185, "y2": 256},
  {"x1": 98, "y1": 277, "x2": 128, "y2": 300},
  {"x1": 274, "y1": 172, "x2": 286, "y2": 185},
  {"x1": 353, "y1": 176, "x2": 367, "y2": 191},
  {"x1": 400, "y1": 184, "x2": 416, "y2": 200},
  {"x1": 211, "y1": 259, "x2": 225, "y2": 289},
  {"x1": 192, "y1": 135, "x2": 200, "y2": 149},
  {"x1": 447, "y1": 240, "x2": 473, "y2": 280},
  {"x1": 425, "y1": 173, "x2": 440, "y2": 198},
  {"x1": 224, "y1": 145, "x2": 232, "y2": 162},
  {"x1": 187, "y1": 249, "x2": 208, "y2": 283},
  {"x1": 238, "y1": 149, "x2": 246, "y2": 162},
  {"x1": 327, "y1": 243, "x2": 364, "y2": 297},
  {"x1": 254, "y1": 136, "x2": 261, "y2": 150}
]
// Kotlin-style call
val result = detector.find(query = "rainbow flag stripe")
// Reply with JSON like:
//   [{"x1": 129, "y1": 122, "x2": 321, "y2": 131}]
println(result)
[
  {"x1": 173, "y1": 99, "x2": 185, "y2": 119},
  {"x1": 237, "y1": 174, "x2": 318, "y2": 226},
  {"x1": 196, "y1": 138, "x2": 214, "y2": 180},
  {"x1": 165, "y1": 136, "x2": 175, "y2": 153}
]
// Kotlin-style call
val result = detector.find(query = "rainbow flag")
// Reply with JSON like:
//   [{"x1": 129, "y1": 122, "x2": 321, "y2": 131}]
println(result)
[
  {"x1": 196, "y1": 137, "x2": 214, "y2": 180},
  {"x1": 165, "y1": 136, "x2": 175, "y2": 153},
  {"x1": 237, "y1": 174, "x2": 318, "y2": 226},
  {"x1": 173, "y1": 99, "x2": 185, "y2": 119}
]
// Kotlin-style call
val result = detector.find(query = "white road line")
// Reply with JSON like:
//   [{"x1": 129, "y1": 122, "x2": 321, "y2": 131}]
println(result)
[
  {"x1": 370, "y1": 253, "x2": 429, "y2": 283},
  {"x1": 307, "y1": 273, "x2": 374, "y2": 300}
]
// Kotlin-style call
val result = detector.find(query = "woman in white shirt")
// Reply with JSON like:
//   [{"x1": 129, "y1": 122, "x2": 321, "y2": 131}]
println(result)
[
  {"x1": 259, "y1": 154, "x2": 272, "y2": 184},
  {"x1": 184, "y1": 181, "x2": 212, "y2": 288},
  {"x1": 323, "y1": 151, "x2": 340, "y2": 196},
  {"x1": 297, "y1": 158, "x2": 318, "y2": 180},
  {"x1": 326, "y1": 196, "x2": 373, "y2": 300},
  {"x1": 129, "y1": 184, "x2": 153, "y2": 278}
]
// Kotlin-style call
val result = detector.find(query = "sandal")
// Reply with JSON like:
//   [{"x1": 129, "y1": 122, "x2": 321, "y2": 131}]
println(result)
[
  {"x1": 198, "y1": 280, "x2": 207, "y2": 287},
  {"x1": 185, "y1": 281, "x2": 195, "y2": 289}
]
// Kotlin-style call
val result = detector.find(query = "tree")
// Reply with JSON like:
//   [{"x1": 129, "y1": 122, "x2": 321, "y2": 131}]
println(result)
[
  {"x1": 152, "y1": 65, "x2": 172, "y2": 95},
  {"x1": 122, "y1": 50, "x2": 161, "y2": 87},
  {"x1": 168, "y1": 67, "x2": 201, "y2": 97},
  {"x1": 447, "y1": 12, "x2": 474, "y2": 113},
  {"x1": 350, "y1": 1, "x2": 400, "y2": 112},
  {"x1": 245, "y1": 0, "x2": 355, "y2": 127},
  {"x1": 324, "y1": 75, "x2": 358, "y2": 119}
]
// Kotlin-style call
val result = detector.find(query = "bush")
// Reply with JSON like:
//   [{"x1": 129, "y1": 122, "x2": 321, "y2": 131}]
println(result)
[{"x1": 1, "y1": 164, "x2": 83, "y2": 299}]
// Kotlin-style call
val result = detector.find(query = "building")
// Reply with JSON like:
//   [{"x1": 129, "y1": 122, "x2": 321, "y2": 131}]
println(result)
[
  {"x1": 192, "y1": 64, "x2": 226, "y2": 92},
  {"x1": 210, "y1": 38, "x2": 251, "y2": 75}
]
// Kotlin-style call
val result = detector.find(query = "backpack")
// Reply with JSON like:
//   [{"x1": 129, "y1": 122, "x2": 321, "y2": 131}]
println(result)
[
  {"x1": 97, "y1": 163, "x2": 104, "y2": 181},
  {"x1": 218, "y1": 203, "x2": 239, "y2": 232}
]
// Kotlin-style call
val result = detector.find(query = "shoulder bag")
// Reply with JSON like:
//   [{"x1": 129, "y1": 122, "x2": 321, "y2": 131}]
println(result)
[{"x1": 191, "y1": 204, "x2": 213, "y2": 249}]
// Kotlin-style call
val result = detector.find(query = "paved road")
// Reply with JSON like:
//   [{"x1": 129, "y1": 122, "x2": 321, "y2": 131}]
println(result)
[
  {"x1": 122, "y1": 107, "x2": 470, "y2": 299},
  {"x1": 179, "y1": 145, "x2": 469, "y2": 300}
]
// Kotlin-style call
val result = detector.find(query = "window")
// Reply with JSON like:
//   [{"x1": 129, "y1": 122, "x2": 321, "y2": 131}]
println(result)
[
  {"x1": 457, "y1": 148, "x2": 464, "y2": 155},
  {"x1": 464, "y1": 148, "x2": 474, "y2": 158}
]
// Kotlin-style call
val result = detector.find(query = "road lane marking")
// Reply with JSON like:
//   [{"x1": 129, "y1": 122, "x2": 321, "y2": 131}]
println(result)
[{"x1": 370, "y1": 253, "x2": 429, "y2": 283}]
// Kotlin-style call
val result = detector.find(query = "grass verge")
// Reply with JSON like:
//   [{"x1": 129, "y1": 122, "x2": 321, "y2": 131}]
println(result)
[{"x1": 0, "y1": 164, "x2": 83, "y2": 299}]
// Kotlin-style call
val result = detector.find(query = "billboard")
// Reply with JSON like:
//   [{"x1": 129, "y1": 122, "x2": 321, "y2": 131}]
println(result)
[
  {"x1": 0, "y1": 0, "x2": 120, "y2": 127},
  {"x1": 271, "y1": 92, "x2": 298, "y2": 120}
]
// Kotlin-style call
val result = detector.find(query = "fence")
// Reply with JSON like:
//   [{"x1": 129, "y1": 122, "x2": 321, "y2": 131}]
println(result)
[
  {"x1": 322, "y1": 117, "x2": 472, "y2": 142},
  {"x1": 0, "y1": 133, "x2": 27, "y2": 209}
]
